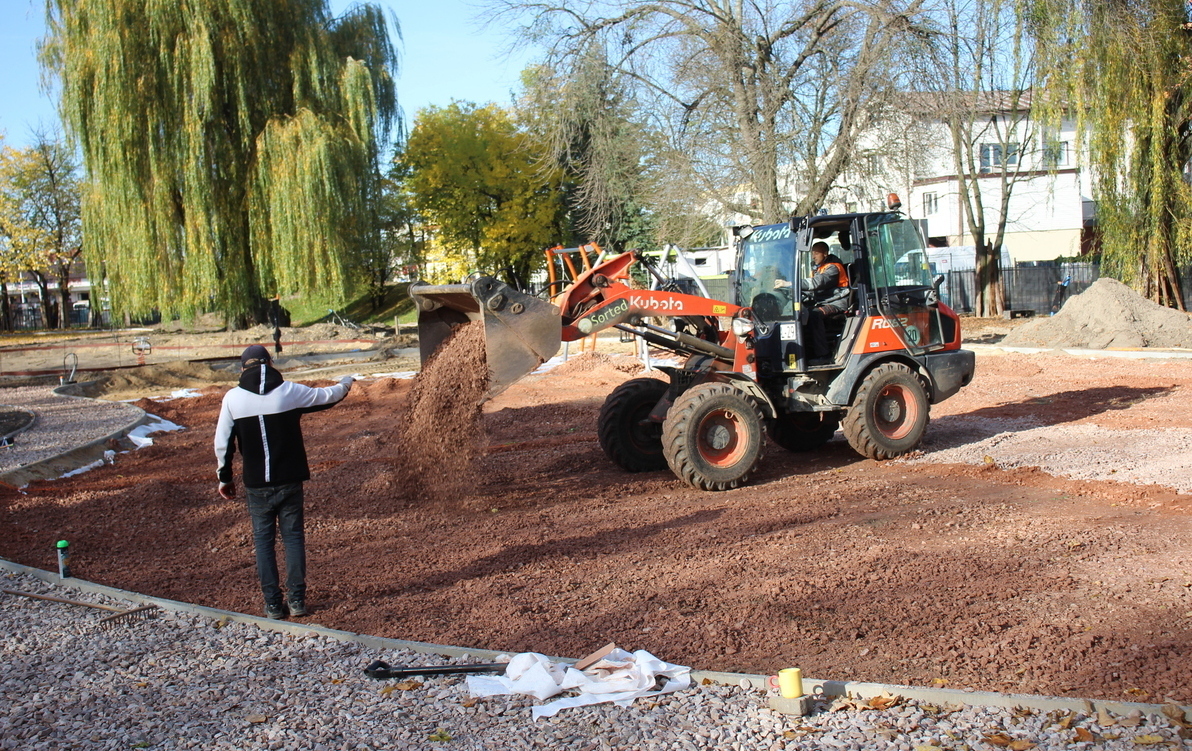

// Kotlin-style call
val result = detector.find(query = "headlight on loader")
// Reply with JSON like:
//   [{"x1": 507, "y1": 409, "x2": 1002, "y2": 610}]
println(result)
[{"x1": 731, "y1": 314, "x2": 754, "y2": 340}]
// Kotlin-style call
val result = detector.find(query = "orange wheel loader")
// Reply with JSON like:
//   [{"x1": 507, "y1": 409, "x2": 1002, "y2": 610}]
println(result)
[{"x1": 409, "y1": 199, "x2": 975, "y2": 491}]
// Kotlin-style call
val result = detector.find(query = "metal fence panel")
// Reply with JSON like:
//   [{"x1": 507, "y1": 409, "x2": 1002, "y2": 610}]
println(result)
[{"x1": 939, "y1": 263, "x2": 1100, "y2": 316}]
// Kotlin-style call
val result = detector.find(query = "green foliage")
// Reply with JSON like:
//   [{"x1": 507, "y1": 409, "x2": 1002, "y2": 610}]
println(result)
[
  {"x1": 0, "y1": 135, "x2": 83, "y2": 328},
  {"x1": 43, "y1": 0, "x2": 398, "y2": 324},
  {"x1": 286, "y1": 281, "x2": 416, "y2": 326},
  {"x1": 402, "y1": 103, "x2": 567, "y2": 286},
  {"x1": 519, "y1": 56, "x2": 662, "y2": 252},
  {"x1": 1033, "y1": 0, "x2": 1192, "y2": 308}
]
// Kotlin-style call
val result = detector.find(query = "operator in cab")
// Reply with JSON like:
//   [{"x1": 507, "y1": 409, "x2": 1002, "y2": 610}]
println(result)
[{"x1": 801, "y1": 241, "x2": 850, "y2": 364}]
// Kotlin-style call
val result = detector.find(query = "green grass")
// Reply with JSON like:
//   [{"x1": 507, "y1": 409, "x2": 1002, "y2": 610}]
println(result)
[{"x1": 287, "y1": 282, "x2": 417, "y2": 328}]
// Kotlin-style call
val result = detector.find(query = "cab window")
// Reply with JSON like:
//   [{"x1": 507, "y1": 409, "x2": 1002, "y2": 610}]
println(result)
[{"x1": 867, "y1": 217, "x2": 931, "y2": 289}]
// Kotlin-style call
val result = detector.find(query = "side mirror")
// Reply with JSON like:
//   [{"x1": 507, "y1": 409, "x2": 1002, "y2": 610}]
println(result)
[{"x1": 927, "y1": 274, "x2": 945, "y2": 306}]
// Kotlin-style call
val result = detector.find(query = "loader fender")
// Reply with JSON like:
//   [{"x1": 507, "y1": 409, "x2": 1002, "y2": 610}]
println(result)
[
  {"x1": 921, "y1": 349, "x2": 975, "y2": 404},
  {"x1": 825, "y1": 352, "x2": 924, "y2": 408},
  {"x1": 653, "y1": 366, "x2": 778, "y2": 420},
  {"x1": 717, "y1": 372, "x2": 779, "y2": 420}
]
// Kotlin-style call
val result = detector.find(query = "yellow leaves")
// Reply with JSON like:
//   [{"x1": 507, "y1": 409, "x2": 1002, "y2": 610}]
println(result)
[
  {"x1": 460, "y1": 697, "x2": 478, "y2": 708},
  {"x1": 829, "y1": 691, "x2": 901, "y2": 712},
  {"x1": 869, "y1": 692, "x2": 901, "y2": 710},
  {"x1": 1132, "y1": 734, "x2": 1168, "y2": 745},
  {"x1": 982, "y1": 732, "x2": 1034, "y2": 749},
  {"x1": 1161, "y1": 703, "x2": 1191, "y2": 728},
  {"x1": 428, "y1": 728, "x2": 452, "y2": 742},
  {"x1": 379, "y1": 679, "x2": 423, "y2": 695},
  {"x1": 1074, "y1": 727, "x2": 1095, "y2": 742},
  {"x1": 931, "y1": 677, "x2": 950, "y2": 687},
  {"x1": 329, "y1": 678, "x2": 344, "y2": 684}
]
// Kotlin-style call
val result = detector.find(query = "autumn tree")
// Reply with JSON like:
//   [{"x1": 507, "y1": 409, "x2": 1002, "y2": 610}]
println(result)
[
  {"x1": 41, "y1": 0, "x2": 398, "y2": 325},
  {"x1": 911, "y1": 0, "x2": 1038, "y2": 316},
  {"x1": 1033, "y1": 0, "x2": 1192, "y2": 308},
  {"x1": 0, "y1": 135, "x2": 82, "y2": 330},
  {"x1": 403, "y1": 103, "x2": 567, "y2": 287},
  {"x1": 495, "y1": 0, "x2": 927, "y2": 224}
]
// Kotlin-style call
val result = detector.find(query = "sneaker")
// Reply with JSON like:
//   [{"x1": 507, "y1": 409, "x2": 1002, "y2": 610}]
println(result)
[
  {"x1": 288, "y1": 600, "x2": 307, "y2": 617},
  {"x1": 264, "y1": 603, "x2": 286, "y2": 620}
]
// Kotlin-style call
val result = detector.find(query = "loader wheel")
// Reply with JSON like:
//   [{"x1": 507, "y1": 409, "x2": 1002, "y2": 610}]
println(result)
[
  {"x1": 769, "y1": 412, "x2": 841, "y2": 453},
  {"x1": 842, "y1": 363, "x2": 929, "y2": 460},
  {"x1": 599, "y1": 377, "x2": 670, "y2": 472},
  {"x1": 662, "y1": 383, "x2": 765, "y2": 491}
]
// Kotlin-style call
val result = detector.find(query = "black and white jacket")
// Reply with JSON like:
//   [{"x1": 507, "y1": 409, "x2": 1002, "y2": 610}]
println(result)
[{"x1": 215, "y1": 364, "x2": 351, "y2": 488}]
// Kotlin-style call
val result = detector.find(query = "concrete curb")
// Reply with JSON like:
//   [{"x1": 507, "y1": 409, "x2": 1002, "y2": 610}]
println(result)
[
  {"x1": 0, "y1": 383, "x2": 149, "y2": 488},
  {"x1": 0, "y1": 405, "x2": 36, "y2": 443},
  {"x1": 1, "y1": 557, "x2": 1186, "y2": 722}
]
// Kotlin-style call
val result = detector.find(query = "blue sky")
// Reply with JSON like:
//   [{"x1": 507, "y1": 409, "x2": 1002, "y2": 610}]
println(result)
[{"x1": 0, "y1": 0, "x2": 537, "y2": 149}]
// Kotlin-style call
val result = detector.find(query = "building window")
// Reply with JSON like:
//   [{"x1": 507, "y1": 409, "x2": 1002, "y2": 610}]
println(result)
[
  {"x1": 980, "y1": 143, "x2": 1020, "y2": 172},
  {"x1": 922, "y1": 192, "x2": 939, "y2": 215},
  {"x1": 1043, "y1": 140, "x2": 1069, "y2": 167}
]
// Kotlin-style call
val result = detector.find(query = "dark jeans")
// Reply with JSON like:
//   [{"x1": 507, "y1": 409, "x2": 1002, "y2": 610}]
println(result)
[
  {"x1": 807, "y1": 302, "x2": 848, "y2": 359},
  {"x1": 245, "y1": 482, "x2": 306, "y2": 607}
]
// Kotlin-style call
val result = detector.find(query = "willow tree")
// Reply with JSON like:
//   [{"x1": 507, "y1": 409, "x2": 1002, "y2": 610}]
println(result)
[
  {"x1": 1033, "y1": 0, "x2": 1192, "y2": 308},
  {"x1": 41, "y1": 0, "x2": 398, "y2": 324}
]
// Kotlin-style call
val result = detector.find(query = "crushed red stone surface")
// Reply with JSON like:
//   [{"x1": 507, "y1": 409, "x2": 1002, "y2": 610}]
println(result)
[{"x1": 2, "y1": 349, "x2": 1192, "y2": 705}]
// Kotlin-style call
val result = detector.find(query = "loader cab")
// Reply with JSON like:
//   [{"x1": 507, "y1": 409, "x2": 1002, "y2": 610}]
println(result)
[
  {"x1": 734, "y1": 211, "x2": 950, "y2": 377},
  {"x1": 733, "y1": 218, "x2": 860, "y2": 374}
]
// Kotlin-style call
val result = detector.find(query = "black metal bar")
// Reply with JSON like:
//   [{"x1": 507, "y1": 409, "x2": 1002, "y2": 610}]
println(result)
[{"x1": 363, "y1": 660, "x2": 505, "y2": 680}]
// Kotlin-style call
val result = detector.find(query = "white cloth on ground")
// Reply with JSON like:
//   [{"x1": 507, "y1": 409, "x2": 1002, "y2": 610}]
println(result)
[{"x1": 466, "y1": 648, "x2": 691, "y2": 720}]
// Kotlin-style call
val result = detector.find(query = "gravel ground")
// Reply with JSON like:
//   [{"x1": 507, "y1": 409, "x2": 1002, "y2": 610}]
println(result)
[
  {"x1": 0, "y1": 386, "x2": 141, "y2": 475},
  {"x1": 2, "y1": 570, "x2": 1190, "y2": 750}
]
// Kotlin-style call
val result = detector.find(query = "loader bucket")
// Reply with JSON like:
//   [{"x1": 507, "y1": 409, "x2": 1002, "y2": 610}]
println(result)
[{"x1": 409, "y1": 277, "x2": 562, "y2": 400}]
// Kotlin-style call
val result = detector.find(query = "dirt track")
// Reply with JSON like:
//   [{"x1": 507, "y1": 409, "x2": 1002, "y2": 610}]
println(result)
[{"x1": 2, "y1": 338, "x2": 1191, "y2": 706}]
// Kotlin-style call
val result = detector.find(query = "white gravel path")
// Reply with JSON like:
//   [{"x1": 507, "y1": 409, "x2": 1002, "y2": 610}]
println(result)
[
  {"x1": 2, "y1": 571, "x2": 1190, "y2": 751},
  {"x1": 0, "y1": 386, "x2": 142, "y2": 474},
  {"x1": 910, "y1": 415, "x2": 1192, "y2": 493}
]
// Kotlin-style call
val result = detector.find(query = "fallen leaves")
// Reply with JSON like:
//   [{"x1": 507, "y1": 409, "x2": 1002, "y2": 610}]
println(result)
[
  {"x1": 1162, "y1": 703, "x2": 1191, "y2": 728},
  {"x1": 1073, "y1": 727, "x2": 1095, "y2": 742},
  {"x1": 828, "y1": 691, "x2": 903, "y2": 712},
  {"x1": 1132, "y1": 734, "x2": 1168, "y2": 746},
  {"x1": 982, "y1": 732, "x2": 1035, "y2": 750},
  {"x1": 427, "y1": 728, "x2": 452, "y2": 742}
]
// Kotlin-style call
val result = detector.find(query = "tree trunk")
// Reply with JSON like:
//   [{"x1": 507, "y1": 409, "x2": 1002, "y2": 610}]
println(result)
[
  {"x1": 0, "y1": 282, "x2": 10, "y2": 331},
  {"x1": 975, "y1": 242, "x2": 1005, "y2": 317}
]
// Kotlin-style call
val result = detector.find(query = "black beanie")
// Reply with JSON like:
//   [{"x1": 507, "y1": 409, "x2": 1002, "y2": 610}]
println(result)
[{"x1": 241, "y1": 344, "x2": 272, "y2": 368}]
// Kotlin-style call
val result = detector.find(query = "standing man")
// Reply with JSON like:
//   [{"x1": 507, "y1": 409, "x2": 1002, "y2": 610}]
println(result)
[{"x1": 215, "y1": 344, "x2": 354, "y2": 619}]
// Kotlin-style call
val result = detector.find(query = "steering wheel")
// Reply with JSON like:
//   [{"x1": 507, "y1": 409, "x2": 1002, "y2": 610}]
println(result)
[{"x1": 751, "y1": 292, "x2": 783, "y2": 325}]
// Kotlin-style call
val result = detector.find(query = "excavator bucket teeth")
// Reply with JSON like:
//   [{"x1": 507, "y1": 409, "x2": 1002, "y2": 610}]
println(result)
[{"x1": 409, "y1": 277, "x2": 562, "y2": 400}]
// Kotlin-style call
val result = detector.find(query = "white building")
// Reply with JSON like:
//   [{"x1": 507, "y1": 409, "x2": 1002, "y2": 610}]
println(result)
[{"x1": 823, "y1": 95, "x2": 1094, "y2": 263}]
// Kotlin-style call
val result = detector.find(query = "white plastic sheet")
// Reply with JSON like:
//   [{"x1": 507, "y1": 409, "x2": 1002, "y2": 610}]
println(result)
[{"x1": 466, "y1": 648, "x2": 690, "y2": 720}]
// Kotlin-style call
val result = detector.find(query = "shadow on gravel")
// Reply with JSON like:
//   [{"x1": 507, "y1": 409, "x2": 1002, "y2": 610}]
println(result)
[{"x1": 957, "y1": 385, "x2": 1173, "y2": 425}]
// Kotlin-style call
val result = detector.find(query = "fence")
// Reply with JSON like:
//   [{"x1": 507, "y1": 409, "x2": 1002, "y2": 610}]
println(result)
[{"x1": 940, "y1": 262, "x2": 1101, "y2": 316}]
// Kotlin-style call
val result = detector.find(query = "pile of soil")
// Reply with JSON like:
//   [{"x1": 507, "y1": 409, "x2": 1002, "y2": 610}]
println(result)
[
  {"x1": 3, "y1": 350, "x2": 1192, "y2": 705},
  {"x1": 1002, "y1": 278, "x2": 1192, "y2": 349},
  {"x1": 394, "y1": 321, "x2": 489, "y2": 499},
  {"x1": 69, "y1": 361, "x2": 239, "y2": 400}
]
